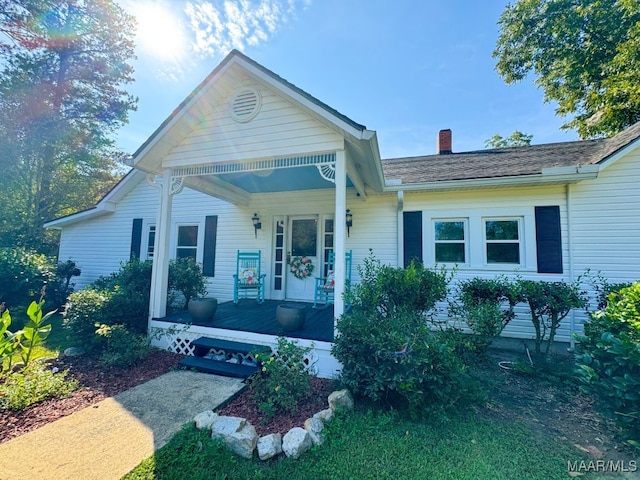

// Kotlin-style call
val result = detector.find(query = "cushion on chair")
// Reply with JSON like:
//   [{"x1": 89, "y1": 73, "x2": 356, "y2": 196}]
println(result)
[
  {"x1": 239, "y1": 268, "x2": 257, "y2": 285},
  {"x1": 323, "y1": 271, "x2": 335, "y2": 291}
]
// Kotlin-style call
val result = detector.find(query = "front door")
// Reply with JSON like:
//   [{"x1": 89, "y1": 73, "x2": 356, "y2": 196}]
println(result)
[{"x1": 285, "y1": 216, "x2": 319, "y2": 301}]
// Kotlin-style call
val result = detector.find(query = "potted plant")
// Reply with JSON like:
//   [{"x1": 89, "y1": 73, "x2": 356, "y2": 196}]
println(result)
[{"x1": 168, "y1": 258, "x2": 216, "y2": 322}]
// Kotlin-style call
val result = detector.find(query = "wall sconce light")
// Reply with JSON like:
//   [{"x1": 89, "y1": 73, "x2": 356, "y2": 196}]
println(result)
[
  {"x1": 252, "y1": 213, "x2": 261, "y2": 238},
  {"x1": 346, "y1": 209, "x2": 353, "y2": 237}
]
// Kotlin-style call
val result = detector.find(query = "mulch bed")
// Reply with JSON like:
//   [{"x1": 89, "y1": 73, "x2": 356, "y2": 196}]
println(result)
[{"x1": 0, "y1": 349, "x2": 182, "y2": 444}]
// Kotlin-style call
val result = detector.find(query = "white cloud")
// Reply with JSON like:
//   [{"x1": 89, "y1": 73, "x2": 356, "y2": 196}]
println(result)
[{"x1": 184, "y1": 0, "x2": 306, "y2": 58}]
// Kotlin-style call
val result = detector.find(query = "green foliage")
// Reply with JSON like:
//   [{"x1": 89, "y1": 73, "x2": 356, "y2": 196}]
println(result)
[
  {"x1": 95, "y1": 324, "x2": 152, "y2": 368},
  {"x1": 93, "y1": 259, "x2": 153, "y2": 334},
  {"x1": 346, "y1": 253, "x2": 450, "y2": 322},
  {"x1": 0, "y1": 0, "x2": 136, "y2": 250},
  {"x1": 451, "y1": 276, "x2": 522, "y2": 351},
  {"x1": 518, "y1": 279, "x2": 586, "y2": 358},
  {"x1": 493, "y1": 0, "x2": 640, "y2": 138},
  {"x1": 576, "y1": 283, "x2": 640, "y2": 446},
  {"x1": 484, "y1": 131, "x2": 533, "y2": 148},
  {"x1": 168, "y1": 258, "x2": 207, "y2": 309},
  {"x1": 334, "y1": 253, "x2": 474, "y2": 415},
  {"x1": 63, "y1": 288, "x2": 111, "y2": 348},
  {"x1": 64, "y1": 257, "x2": 208, "y2": 347},
  {"x1": 0, "y1": 302, "x2": 18, "y2": 371},
  {"x1": 18, "y1": 294, "x2": 54, "y2": 366},
  {"x1": 250, "y1": 337, "x2": 313, "y2": 416},
  {"x1": 0, "y1": 360, "x2": 78, "y2": 411},
  {"x1": 0, "y1": 247, "x2": 54, "y2": 307}
]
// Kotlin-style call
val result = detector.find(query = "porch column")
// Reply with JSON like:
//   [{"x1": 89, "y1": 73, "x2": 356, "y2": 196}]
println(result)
[
  {"x1": 334, "y1": 150, "x2": 347, "y2": 325},
  {"x1": 149, "y1": 168, "x2": 174, "y2": 323}
]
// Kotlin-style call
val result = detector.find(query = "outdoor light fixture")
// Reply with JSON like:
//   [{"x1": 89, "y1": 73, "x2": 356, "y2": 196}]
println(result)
[
  {"x1": 346, "y1": 209, "x2": 353, "y2": 237},
  {"x1": 252, "y1": 213, "x2": 261, "y2": 238}
]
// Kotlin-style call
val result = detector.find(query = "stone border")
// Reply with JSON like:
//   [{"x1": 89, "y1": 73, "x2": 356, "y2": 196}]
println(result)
[{"x1": 193, "y1": 389, "x2": 354, "y2": 460}]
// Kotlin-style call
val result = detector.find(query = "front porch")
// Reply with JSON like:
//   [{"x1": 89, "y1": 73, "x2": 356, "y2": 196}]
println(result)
[{"x1": 159, "y1": 300, "x2": 335, "y2": 343}]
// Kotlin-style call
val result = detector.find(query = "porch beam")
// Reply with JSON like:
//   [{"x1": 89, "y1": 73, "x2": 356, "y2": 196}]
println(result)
[
  {"x1": 334, "y1": 150, "x2": 347, "y2": 327},
  {"x1": 149, "y1": 168, "x2": 173, "y2": 323},
  {"x1": 185, "y1": 175, "x2": 251, "y2": 206},
  {"x1": 346, "y1": 158, "x2": 367, "y2": 200}
]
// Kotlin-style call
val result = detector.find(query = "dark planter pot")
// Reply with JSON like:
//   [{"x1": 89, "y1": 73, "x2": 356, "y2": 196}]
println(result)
[
  {"x1": 188, "y1": 298, "x2": 218, "y2": 323},
  {"x1": 276, "y1": 304, "x2": 307, "y2": 331}
]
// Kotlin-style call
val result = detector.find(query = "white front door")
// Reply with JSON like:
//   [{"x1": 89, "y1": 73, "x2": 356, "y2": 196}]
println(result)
[{"x1": 285, "y1": 215, "x2": 319, "y2": 301}]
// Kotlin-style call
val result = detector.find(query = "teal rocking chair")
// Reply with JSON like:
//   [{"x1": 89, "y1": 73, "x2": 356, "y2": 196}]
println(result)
[
  {"x1": 233, "y1": 251, "x2": 266, "y2": 304},
  {"x1": 313, "y1": 250, "x2": 352, "y2": 308}
]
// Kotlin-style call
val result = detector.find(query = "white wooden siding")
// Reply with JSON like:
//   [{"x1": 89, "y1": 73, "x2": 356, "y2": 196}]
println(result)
[{"x1": 163, "y1": 82, "x2": 343, "y2": 167}]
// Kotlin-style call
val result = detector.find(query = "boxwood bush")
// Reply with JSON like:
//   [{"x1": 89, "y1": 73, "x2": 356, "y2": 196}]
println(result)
[
  {"x1": 576, "y1": 283, "x2": 640, "y2": 448},
  {"x1": 333, "y1": 253, "x2": 474, "y2": 415}
]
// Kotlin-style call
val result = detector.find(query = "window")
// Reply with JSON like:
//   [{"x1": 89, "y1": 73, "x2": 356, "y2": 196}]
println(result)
[
  {"x1": 146, "y1": 225, "x2": 156, "y2": 259},
  {"x1": 485, "y1": 218, "x2": 521, "y2": 264},
  {"x1": 434, "y1": 220, "x2": 466, "y2": 263},
  {"x1": 176, "y1": 225, "x2": 198, "y2": 260}
]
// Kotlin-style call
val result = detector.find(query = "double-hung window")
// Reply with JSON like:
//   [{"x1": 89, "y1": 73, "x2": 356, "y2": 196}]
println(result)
[
  {"x1": 484, "y1": 218, "x2": 521, "y2": 265},
  {"x1": 434, "y1": 219, "x2": 467, "y2": 264},
  {"x1": 176, "y1": 225, "x2": 198, "y2": 260}
]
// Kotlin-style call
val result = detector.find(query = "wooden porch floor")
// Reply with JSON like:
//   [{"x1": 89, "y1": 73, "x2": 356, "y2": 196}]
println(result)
[{"x1": 159, "y1": 300, "x2": 335, "y2": 342}]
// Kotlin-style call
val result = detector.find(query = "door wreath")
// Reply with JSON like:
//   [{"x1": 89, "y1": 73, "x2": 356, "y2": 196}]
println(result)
[{"x1": 289, "y1": 256, "x2": 314, "y2": 280}]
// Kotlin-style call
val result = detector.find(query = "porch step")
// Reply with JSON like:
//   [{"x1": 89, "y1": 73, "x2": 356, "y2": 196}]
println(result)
[
  {"x1": 190, "y1": 337, "x2": 271, "y2": 358},
  {"x1": 179, "y1": 336, "x2": 272, "y2": 379},
  {"x1": 179, "y1": 355, "x2": 259, "y2": 378}
]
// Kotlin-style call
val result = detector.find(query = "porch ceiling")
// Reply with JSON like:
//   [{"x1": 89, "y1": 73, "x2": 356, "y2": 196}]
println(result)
[{"x1": 214, "y1": 166, "x2": 354, "y2": 193}]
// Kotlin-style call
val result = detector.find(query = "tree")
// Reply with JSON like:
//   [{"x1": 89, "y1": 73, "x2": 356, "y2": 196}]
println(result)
[
  {"x1": 0, "y1": 1, "x2": 137, "y2": 252},
  {"x1": 484, "y1": 130, "x2": 533, "y2": 148},
  {"x1": 493, "y1": 0, "x2": 640, "y2": 139}
]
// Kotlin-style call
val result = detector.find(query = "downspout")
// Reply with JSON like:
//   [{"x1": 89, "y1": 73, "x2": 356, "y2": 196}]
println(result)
[
  {"x1": 397, "y1": 191, "x2": 404, "y2": 267},
  {"x1": 567, "y1": 184, "x2": 575, "y2": 351}
]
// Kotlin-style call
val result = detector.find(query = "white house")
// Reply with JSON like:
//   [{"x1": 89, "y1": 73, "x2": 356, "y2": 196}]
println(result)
[{"x1": 45, "y1": 50, "x2": 640, "y2": 377}]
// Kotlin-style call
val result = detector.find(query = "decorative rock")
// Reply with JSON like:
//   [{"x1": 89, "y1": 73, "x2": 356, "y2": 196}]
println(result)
[
  {"x1": 211, "y1": 416, "x2": 258, "y2": 459},
  {"x1": 257, "y1": 433, "x2": 282, "y2": 460},
  {"x1": 328, "y1": 389, "x2": 354, "y2": 411},
  {"x1": 194, "y1": 410, "x2": 218, "y2": 430},
  {"x1": 63, "y1": 346, "x2": 84, "y2": 357},
  {"x1": 282, "y1": 427, "x2": 313, "y2": 459},
  {"x1": 304, "y1": 417, "x2": 325, "y2": 445},
  {"x1": 313, "y1": 408, "x2": 334, "y2": 424}
]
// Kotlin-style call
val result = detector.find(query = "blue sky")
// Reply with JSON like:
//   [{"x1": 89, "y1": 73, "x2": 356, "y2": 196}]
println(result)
[{"x1": 118, "y1": 0, "x2": 579, "y2": 159}]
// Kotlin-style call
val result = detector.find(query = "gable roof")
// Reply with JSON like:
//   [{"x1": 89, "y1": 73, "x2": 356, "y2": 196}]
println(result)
[
  {"x1": 132, "y1": 50, "x2": 367, "y2": 161},
  {"x1": 382, "y1": 121, "x2": 640, "y2": 191}
]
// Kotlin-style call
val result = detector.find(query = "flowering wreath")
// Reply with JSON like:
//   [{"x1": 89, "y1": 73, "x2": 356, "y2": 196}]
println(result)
[{"x1": 289, "y1": 256, "x2": 314, "y2": 280}]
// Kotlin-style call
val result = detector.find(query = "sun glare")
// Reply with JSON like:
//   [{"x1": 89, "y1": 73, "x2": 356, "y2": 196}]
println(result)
[{"x1": 132, "y1": 3, "x2": 187, "y2": 60}]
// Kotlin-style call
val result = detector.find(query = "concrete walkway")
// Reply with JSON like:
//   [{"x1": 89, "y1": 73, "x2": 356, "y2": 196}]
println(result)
[{"x1": 0, "y1": 370, "x2": 245, "y2": 480}]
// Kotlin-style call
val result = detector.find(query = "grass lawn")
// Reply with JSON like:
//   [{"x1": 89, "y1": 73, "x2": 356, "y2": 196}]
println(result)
[{"x1": 123, "y1": 407, "x2": 588, "y2": 480}]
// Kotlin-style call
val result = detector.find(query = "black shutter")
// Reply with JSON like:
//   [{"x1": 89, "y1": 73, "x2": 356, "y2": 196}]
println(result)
[
  {"x1": 130, "y1": 218, "x2": 143, "y2": 260},
  {"x1": 403, "y1": 211, "x2": 423, "y2": 267},
  {"x1": 535, "y1": 206, "x2": 563, "y2": 274},
  {"x1": 203, "y1": 215, "x2": 218, "y2": 277}
]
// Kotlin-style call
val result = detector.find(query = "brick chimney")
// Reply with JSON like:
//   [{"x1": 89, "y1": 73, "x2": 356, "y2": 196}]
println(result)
[{"x1": 437, "y1": 129, "x2": 452, "y2": 154}]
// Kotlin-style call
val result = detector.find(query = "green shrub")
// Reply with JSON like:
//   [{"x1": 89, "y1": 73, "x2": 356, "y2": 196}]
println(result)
[
  {"x1": 63, "y1": 288, "x2": 111, "y2": 347},
  {"x1": 249, "y1": 336, "x2": 312, "y2": 416},
  {"x1": 96, "y1": 324, "x2": 152, "y2": 368},
  {"x1": 334, "y1": 252, "x2": 473, "y2": 415},
  {"x1": 345, "y1": 253, "x2": 450, "y2": 323},
  {"x1": 576, "y1": 283, "x2": 640, "y2": 448},
  {"x1": 0, "y1": 361, "x2": 78, "y2": 411},
  {"x1": 450, "y1": 276, "x2": 521, "y2": 351},
  {"x1": 518, "y1": 279, "x2": 586, "y2": 358},
  {"x1": 0, "y1": 247, "x2": 55, "y2": 308}
]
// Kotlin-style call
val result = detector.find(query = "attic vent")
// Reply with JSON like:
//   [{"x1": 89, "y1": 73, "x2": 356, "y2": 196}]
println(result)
[{"x1": 229, "y1": 87, "x2": 261, "y2": 123}]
